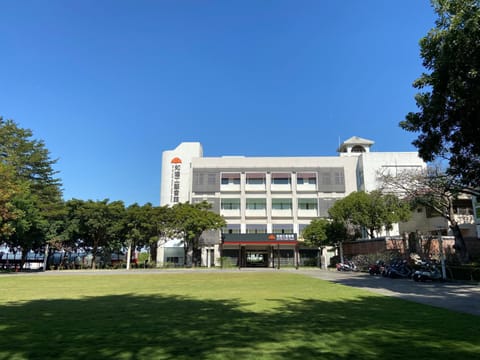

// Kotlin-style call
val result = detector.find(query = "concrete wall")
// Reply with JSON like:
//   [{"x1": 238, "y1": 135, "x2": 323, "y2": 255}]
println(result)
[{"x1": 160, "y1": 142, "x2": 203, "y2": 206}]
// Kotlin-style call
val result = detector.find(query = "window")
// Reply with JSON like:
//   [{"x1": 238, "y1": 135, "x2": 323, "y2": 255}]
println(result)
[
  {"x1": 297, "y1": 172, "x2": 316, "y2": 186},
  {"x1": 208, "y1": 174, "x2": 216, "y2": 185},
  {"x1": 247, "y1": 177, "x2": 264, "y2": 185},
  {"x1": 246, "y1": 173, "x2": 266, "y2": 185},
  {"x1": 221, "y1": 199, "x2": 240, "y2": 210},
  {"x1": 272, "y1": 173, "x2": 291, "y2": 185},
  {"x1": 272, "y1": 199, "x2": 292, "y2": 210},
  {"x1": 246, "y1": 225, "x2": 267, "y2": 234},
  {"x1": 298, "y1": 199, "x2": 317, "y2": 210},
  {"x1": 334, "y1": 171, "x2": 344, "y2": 185},
  {"x1": 221, "y1": 173, "x2": 240, "y2": 185},
  {"x1": 194, "y1": 173, "x2": 204, "y2": 185},
  {"x1": 272, "y1": 177, "x2": 290, "y2": 185},
  {"x1": 351, "y1": 145, "x2": 366, "y2": 153},
  {"x1": 246, "y1": 199, "x2": 266, "y2": 210},
  {"x1": 272, "y1": 224, "x2": 293, "y2": 233},
  {"x1": 321, "y1": 172, "x2": 331, "y2": 185},
  {"x1": 224, "y1": 225, "x2": 241, "y2": 234}
]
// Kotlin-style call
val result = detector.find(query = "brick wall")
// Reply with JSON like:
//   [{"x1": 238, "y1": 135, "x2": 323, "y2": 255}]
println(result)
[{"x1": 342, "y1": 236, "x2": 457, "y2": 258}]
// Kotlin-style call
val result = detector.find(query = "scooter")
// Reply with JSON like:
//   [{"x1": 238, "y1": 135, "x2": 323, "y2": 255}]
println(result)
[
  {"x1": 413, "y1": 262, "x2": 442, "y2": 282},
  {"x1": 368, "y1": 260, "x2": 384, "y2": 275},
  {"x1": 387, "y1": 260, "x2": 413, "y2": 279},
  {"x1": 336, "y1": 260, "x2": 358, "y2": 272}
]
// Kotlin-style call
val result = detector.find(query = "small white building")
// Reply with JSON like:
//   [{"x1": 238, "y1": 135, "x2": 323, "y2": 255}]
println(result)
[{"x1": 158, "y1": 136, "x2": 427, "y2": 267}]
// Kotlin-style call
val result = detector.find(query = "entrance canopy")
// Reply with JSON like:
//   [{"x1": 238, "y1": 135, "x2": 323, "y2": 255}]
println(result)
[{"x1": 222, "y1": 233, "x2": 298, "y2": 246}]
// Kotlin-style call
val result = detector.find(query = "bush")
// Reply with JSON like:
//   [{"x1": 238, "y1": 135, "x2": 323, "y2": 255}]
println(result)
[
  {"x1": 219, "y1": 257, "x2": 236, "y2": 268},
  {"x1": 446, "y1": 265, "x2": 480, "y2": 282}
]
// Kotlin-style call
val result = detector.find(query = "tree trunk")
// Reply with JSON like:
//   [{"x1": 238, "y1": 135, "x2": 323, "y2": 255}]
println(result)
[
  {"x1": 20, "y1": 250, "x2": 28, "y2": 271},
  {"x1": 450, "y1": 221, "x2": 469, "y2": 263},
  {"x1": 91, "y1": 240, "x2": 99, "y2": 269},
  {"x1": 183, "y1": 239, "x2": 190, "y2": 267},
  {"x1": 149, "y1": 244, "x2": 157, "y2": 263},
  {"x1": 448, "y1": 198, "x2": 469, "y2": 263}
]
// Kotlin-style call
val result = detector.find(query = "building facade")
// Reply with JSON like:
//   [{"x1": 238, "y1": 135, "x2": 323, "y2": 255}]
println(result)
[{"x1": 158, "y1": 137, "x2": 426, "y2": 267}]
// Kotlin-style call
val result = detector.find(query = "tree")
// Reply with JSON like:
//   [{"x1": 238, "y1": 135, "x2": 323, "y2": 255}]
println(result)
[
  {"x1": 170, "y1": 202, "x2": 226, "y2": 267},
  {"x1": 301, "y1": 219, "x2": 329, "y2": 248},
  {"x1": 400, "y1": 0, "x2": 480, "y2": 189},
  {"x1": 0, "y1": 118, "x2": 62, "y2": 207},
  {"x1": 0, "y1": 118, "x2": 63, "y2": 268},
  {"x1": 64, "y1": 199, "x2": 126, "y2": 269},
  {"x1": 328, "y1": 191, "x2": 411, "y2": 239},
  {"x1": 125, "y1": 203, "x2": 170, "y2": 267},
  {"x1": 0, "y1": 163, "x2": 23, "y2": 237},
  {"x1": 379, "y1": 167, "x2": 471, "y2": 263}
]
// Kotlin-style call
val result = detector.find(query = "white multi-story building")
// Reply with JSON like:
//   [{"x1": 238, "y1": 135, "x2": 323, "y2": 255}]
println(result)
[{"x1": 159, "y1": 136, "x2": 426, "y2": 267}]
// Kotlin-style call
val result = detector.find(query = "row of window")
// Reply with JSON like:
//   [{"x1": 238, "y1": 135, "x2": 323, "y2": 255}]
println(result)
[
  {"x1": 224, "y1": 224, "x2": 309, "y2": 234},
  {"x1": 221, "y1": 199, "x2": 319, "y2": 210},
  {"x1": 221, "y1": 173, "x2": 343, "y2": 186}
]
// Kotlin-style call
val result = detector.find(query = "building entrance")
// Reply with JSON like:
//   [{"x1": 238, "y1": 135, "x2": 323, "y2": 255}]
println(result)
[{"x1": 246, "y1": 251, "x2": 269, "y2": 267}]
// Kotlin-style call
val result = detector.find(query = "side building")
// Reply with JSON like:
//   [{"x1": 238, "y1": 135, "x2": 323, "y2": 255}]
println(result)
[{"x1": 158, "y1": 137, "x2": 426, "y2": 267}]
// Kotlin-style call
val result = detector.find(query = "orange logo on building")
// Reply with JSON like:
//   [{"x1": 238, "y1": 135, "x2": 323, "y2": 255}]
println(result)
[
  {"x1": 268, "y1": 234, "x2": 276, "y2": 241},
  {"x1": 171, "y1": 157, "x2": 182, "y2": 164}
]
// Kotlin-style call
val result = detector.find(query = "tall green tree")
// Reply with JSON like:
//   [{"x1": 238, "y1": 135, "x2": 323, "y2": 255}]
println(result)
[
  {"x1": 64, "y1": 199, "x2": 126, "y2": 269},
  {"x1": 400, "y1": 0, "x2": 480, "y2": 189},
  {"x1": 170, "y1": 202, "x2": 226, "y2": 267},
  {"x1": 0, "y1": 118, "x2": 63, "y2": 267},
  {"x1": 124, "y1": 203, "x2": 173, "y2": 265},
  {"x1": 0, "y1": 163, "x2": 23, "y2": 237},
  {"x1": 328, "y1": 191, "x2": 411, "y2": 239},
  {"x1": 301, "y1": 219, "x2": 329, "y2": 248},
  {"x1": 0, "y1": 118, "x2": 62, "y2": 207}
]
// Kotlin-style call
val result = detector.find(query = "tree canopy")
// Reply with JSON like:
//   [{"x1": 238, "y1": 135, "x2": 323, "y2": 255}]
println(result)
[
  {"x1": 301, "y1": 219, "x2": 329, "y2": 248},
  {"x1": 170, "y1": 202, "x2": 226, "y2": 266},
  {"x1": 400, "y1": 0, "x2": 480, "y2": 189},
  {"x1": 63, "y1": 199, "x2": 126, "y2": 269},
  {"x1": 328, "y1": 191, "x2": 411, "y2": 239},
  {"x1": 0, "y1": 118, "x2": 63, "y2": 267},
  {"x1": 0, "y1": 163, "x2": 24, "y2": 238},
  {"x1": 301, "y1": 219, "x2": 348, "y2": 247}
]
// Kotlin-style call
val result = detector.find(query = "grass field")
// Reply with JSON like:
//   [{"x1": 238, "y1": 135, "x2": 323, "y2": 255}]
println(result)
[{"x1": 0, "y1": 271, "x2": 479, "y2": 360}]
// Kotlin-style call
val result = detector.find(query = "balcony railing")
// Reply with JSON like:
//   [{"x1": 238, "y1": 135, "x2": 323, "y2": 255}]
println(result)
[
  {"x1": 297, "y1": 209, "x2": 318, "y2": 218},
  {"x1": 271, "y1": 209, "x2": 292, "y2": 217},
  {"x1": 245, "y1": 209, "x2": 267, "y2": 217},
  {"x1": 220, "y1": 209, "x2": 241, "y2": 217},
  {"x1": 220, "y1": 183, "x2": 241, "y2": 192}
]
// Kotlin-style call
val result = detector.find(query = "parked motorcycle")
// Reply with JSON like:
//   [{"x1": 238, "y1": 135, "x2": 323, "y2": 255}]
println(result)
[
  {"x1": 387, "y1": 260, "x2": 413, "y2": 279},
  {"x1": 413, "y1": 261, "x2": 443, "y2": 282},
  {"x1": 368, "y1": 260, "x2": 385, "y2": 275},
  {"x1": 336, "y1": 260, "x2": 358, "y2": 272}
]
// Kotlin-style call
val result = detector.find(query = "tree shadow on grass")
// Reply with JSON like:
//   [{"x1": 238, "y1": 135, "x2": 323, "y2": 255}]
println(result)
[{"x1": 0, "y1": 293, "x2": 479, "y2": 360}]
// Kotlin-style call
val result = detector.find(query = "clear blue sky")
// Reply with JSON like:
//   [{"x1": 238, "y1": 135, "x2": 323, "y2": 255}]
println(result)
[{"x1": 0, "y1": 1, "x2": 436, "y2": 206}]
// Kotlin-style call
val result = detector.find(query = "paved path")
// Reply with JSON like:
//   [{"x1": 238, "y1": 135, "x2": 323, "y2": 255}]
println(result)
[{"x1": 290, "y1": 269, "x2": 480, "y2": 316}]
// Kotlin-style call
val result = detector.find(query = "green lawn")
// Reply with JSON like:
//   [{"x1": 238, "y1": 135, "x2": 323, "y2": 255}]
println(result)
[{"x1": 0, "y1": 271, "x2": 478, "y2": 360}]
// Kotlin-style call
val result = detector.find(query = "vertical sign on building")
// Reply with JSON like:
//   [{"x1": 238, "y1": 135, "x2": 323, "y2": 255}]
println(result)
[{"x1": 170, "y1": 157, "x2": 182, "y2": 204}]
